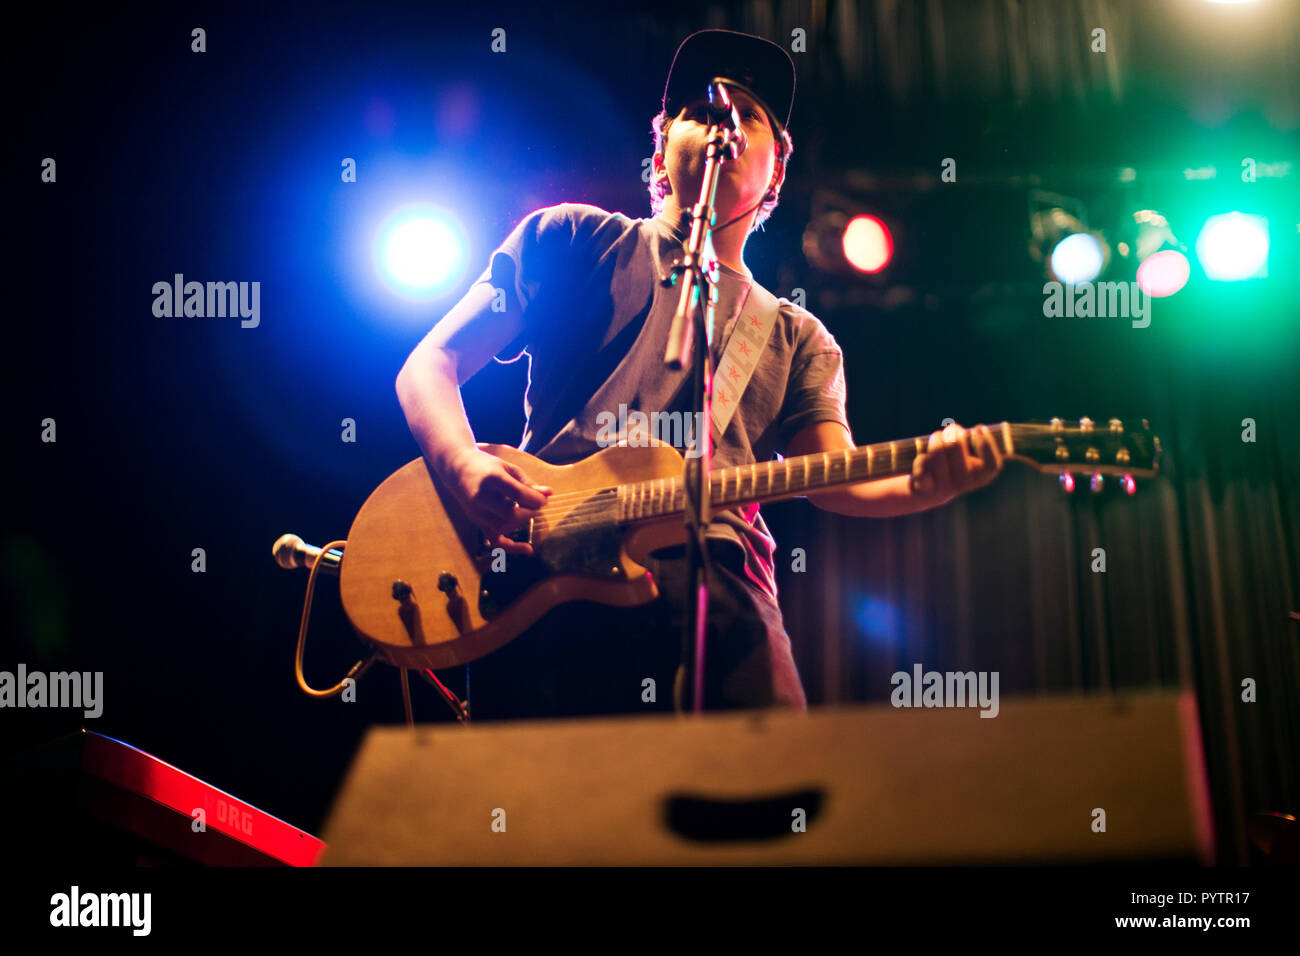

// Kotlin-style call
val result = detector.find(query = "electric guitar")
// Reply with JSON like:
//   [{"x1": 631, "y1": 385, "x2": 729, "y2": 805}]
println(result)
[{"x1": 338, "y1": 418, "x2": 1160, "y2": 669}]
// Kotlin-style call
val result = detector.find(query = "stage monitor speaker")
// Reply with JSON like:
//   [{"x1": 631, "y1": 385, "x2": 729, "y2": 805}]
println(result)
[{"x1": 319, "y1": 690, "x2": 1214, "y2": 865}]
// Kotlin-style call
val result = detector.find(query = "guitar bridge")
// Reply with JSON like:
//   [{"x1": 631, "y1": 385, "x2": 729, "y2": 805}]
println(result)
[
  {"x1": 475, "y1": 518, "x2": 534, "y2": 556},
  {"x1": 475, "y1": 517, "x2": 547, "y2": 621}
]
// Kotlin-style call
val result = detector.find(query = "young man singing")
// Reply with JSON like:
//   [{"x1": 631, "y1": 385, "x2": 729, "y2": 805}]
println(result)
[{"x1": 396, "y1": 29, "x2": 1004, "y2": 721}]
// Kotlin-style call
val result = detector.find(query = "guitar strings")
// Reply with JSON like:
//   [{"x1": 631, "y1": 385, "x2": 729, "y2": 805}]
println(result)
[
  {"x1": 513, "y1": 424, "x2": 1028, "y2": 518},
  {"x1": 497, "y1": 424, "x2": 1137, "y2": 531},
  {"x1": 515, "y1": 444, "x2": 934, "y2": 531}
]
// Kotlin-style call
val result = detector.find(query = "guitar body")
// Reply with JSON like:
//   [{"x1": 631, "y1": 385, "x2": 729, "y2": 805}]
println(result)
[
  {"x1": 336, "y1": 418, "x2": 1159, "y2": 671},
  {"x1": 339, "y1": 443, "x2": 690, "y2": 669}
]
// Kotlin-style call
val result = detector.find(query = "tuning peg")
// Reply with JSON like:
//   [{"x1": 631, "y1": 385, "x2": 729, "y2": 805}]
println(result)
[
  {"x1": 1059, "y1": 472, "x2": 1076, "y2": 493},
  {"x1": 1121, "y1": 474, "x2": 1137, "y2": 495},
  {"x1": 1079, "y1": 417, "x2": 1095, "y2": 432},
  {"x1": 1090, "y1": 473, "x2": 1105, "y2": 493}
]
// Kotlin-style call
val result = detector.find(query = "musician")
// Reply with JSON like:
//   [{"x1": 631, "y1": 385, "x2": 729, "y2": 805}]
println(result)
[{"x1": 396, "y1": 29, "x2": 1003, "y2": 720}]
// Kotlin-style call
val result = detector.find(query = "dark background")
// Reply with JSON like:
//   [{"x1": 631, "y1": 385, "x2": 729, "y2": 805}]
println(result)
[{"x1": 8, "y1": 0, "x2": 1298, "y2": 864}]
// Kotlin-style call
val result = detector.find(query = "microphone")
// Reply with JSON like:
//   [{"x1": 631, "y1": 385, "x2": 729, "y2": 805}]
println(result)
[
  {"x1": 273, "y1": 534, "x2": 343, "y2": 574},
  {"x1": 706, "y1": 80, "x2": 747, "y2": 159}
]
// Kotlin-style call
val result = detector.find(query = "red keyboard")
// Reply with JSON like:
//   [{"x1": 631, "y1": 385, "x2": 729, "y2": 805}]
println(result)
[{"x1": 80, "y1": 731, "x2": 325, "y2": 867}]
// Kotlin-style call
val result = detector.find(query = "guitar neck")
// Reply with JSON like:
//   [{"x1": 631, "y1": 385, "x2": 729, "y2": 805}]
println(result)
[{"x1": 616, "y1": 423, "x2": 1018, "y2": 522}]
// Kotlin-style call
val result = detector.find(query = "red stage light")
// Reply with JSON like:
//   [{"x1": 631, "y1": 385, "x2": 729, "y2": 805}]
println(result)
[{"x1": 843, "y1": 215, "x2": 893, "y2": 273}]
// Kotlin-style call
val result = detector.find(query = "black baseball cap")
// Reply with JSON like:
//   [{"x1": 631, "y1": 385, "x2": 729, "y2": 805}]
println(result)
[{"x1": 662, "y1": 29, "x2": 796, "y2": 137}]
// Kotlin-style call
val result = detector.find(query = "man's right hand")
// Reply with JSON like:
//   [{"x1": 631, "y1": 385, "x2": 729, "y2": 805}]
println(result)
[{"x1": 440, "y1": 447, "x2": 553, "y2": 557}]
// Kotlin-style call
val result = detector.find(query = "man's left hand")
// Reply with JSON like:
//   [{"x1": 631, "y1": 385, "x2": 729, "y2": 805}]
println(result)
[{"x1": 909, "y1": 422, "x2": 1005, "y2": 505}]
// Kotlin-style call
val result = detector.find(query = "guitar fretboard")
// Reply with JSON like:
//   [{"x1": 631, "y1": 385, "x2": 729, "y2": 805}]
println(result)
[{"x1": 615, "y1": 427, "x2": 1014, "y2": 522}]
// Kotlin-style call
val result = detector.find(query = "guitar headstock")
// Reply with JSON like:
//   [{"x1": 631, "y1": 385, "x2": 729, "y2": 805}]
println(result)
[{"x1": 1006, "y1": 418, "x2": 1161, "y2": 490}]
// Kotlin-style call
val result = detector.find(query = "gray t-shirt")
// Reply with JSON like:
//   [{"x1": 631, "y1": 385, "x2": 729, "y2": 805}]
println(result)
[{"x1": 471, "y1": 202, "x2": 849, "y2": 602}]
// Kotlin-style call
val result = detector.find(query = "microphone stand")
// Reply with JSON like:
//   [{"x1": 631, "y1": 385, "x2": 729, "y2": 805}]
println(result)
[{"x1": 661, "y1": 80, "x2": 746, "y2": 714}]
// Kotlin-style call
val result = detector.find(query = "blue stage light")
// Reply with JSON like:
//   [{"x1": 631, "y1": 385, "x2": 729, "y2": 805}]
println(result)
[
  {"x1": 853, "y1": 595, "x2": 901, "y2": 647},
  {"x1": 374, "y1": 204, "x2": 466, "y2": 299}
]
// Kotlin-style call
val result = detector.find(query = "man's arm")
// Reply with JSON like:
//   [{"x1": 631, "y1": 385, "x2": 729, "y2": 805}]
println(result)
[
  {"x1": 396, "y1": 276, "x2": 553, "y2": 557},
  {"x1": 784, "y1": 420, "x2": 1002, "y2": 517},
  {"x1": 395, "y1": 279, "x2": 523, "y2": 477}
]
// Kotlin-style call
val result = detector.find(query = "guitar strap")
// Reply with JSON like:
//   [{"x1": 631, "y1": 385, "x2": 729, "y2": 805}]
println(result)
[{"x1": 709, "y1": 278, "x2": 780, "y2": 448}]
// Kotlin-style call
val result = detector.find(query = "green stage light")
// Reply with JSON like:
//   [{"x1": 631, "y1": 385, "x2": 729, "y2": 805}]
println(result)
[{"x1": 1195, "y1": 212, "x2": 1269, "y2": 281}]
